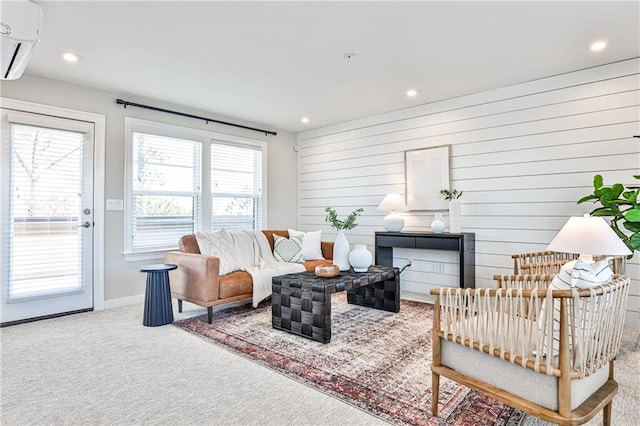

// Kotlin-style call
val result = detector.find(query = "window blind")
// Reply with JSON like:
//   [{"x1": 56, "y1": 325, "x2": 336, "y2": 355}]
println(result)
[
  {"x1": 7, "y1": 123, "x2": 85, "y2": 300},
  {"x1": 211, "y1": 142, "x2": 263, "y2": 230},
  {"x1": 131, "y1": 132, "x2": 201, "y2": 252}
]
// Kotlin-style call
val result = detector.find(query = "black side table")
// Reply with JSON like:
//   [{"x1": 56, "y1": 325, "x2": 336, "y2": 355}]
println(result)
[{"x1": 139, "y1": 263, "x2": 177, "y2": 326}]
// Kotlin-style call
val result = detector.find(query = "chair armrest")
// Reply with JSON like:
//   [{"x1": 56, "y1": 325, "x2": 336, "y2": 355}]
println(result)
[{"x1": 163, "y1": 251, "x2": 221, "y2": 305}]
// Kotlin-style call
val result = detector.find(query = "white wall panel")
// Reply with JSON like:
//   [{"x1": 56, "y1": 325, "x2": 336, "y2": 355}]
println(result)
[{"x1": 297, "y1": 58, "x2": 640, "y2": 326}]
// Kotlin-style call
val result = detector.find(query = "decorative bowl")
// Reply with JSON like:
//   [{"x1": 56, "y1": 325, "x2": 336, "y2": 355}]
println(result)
[{"x1": 315, "y1": 264, "x2": 340, "y2": 278}]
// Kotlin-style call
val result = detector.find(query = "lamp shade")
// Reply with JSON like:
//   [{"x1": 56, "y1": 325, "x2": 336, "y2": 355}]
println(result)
[
  {"x1": 377, "y1": 193, "x2": 408, "y2": 212},
  {"x1": 546, "y1": 215, "x2": 631, "y2": 256}
]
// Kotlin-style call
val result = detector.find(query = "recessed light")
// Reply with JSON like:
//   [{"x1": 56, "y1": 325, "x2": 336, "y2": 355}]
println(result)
[
  {"x1": 301, "y1": 117, "x2": 310, "y2": 124},
  {"x1": 589, "y1": 40, "x2": 607, "y2": 52},
  {"x1": 406, "y1": 89, "x2": 418, "y2": 97},
  {"x1": 61, "y1": 51, "x2": 80, "y2": 63}
]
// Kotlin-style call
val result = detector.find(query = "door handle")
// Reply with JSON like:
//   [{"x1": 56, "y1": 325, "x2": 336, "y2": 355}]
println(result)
[{"x1": 78, "y1": 221, "x2": 91, "y2": 228}]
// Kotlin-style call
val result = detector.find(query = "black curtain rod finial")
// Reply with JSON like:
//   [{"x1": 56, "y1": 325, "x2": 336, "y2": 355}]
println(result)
[{"x1": 633, "y1": 135, "x2": 640, "y2": 139}]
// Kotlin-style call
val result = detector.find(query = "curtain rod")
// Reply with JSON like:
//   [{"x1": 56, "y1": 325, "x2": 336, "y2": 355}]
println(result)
[{"x1": 115, "y1": 99, "x2": 277, "y2": 136}]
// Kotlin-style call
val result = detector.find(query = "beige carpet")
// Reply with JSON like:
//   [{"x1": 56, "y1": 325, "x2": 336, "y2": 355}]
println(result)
[
  {"x1": 1, "y1": 299, "x2": 639, "y2": 425},
  {"x1": 0, "y1": 302, "x2": 385, "y2": 425},
  {"x1": 175, "y1": 295, "x2": 525, "y2": 425}
]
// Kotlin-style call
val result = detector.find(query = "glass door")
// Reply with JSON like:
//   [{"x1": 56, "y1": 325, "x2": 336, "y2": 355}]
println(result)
[{"x1": 1, "y1": 110, "x2": 94, "y2": 324}]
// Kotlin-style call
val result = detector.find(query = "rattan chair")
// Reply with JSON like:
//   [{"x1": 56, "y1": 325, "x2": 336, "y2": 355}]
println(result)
[
  {"x1": 512, "y1": 251, "x2": 578, "y2": 274},
  {"x1": 511, "y1": 251, "x2": 626, "y2": 275},
  {"x1": 492, "y1": 274, "x2": 555, "y2": 318},
  {"x1": 430, "y1": 275, "x2": 630, "y2": 426},
  {"x1": 520, "y1": 260, "x2": 566, "y2": 275},
  {"x1": 493, "y1": 273, "x2": 554, "y2": 291}
]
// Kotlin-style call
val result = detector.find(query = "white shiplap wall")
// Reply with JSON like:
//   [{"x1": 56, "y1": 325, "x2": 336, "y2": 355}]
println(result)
[{"x1": 296, "y1": 58, "x2": 640, "y2": 326}]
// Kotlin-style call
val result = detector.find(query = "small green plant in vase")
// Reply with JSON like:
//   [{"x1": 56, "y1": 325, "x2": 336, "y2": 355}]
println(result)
[
  {"x1": 440, "y1": 189, "x2": 463, "y2": 200},
  {"x1": 324, "y1": 207, "x2": 364, "y2": 271},
  {"x1": 324, "y1": 207, "x2": 363, "y2": 230},
  {"x1": 440, "y1": 189, "x2": 462, "y2": 233}
]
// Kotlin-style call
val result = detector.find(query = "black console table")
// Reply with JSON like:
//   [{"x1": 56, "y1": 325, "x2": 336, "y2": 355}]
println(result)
[{"x1": 375, "y1": 231, "x2": 475, "y2": 288}]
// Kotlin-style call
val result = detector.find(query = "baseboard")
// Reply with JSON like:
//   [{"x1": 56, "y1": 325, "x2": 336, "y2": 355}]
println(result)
[
  {"x1": 104, "y1": 294, "x2": 145, "y2": 309},
  {"x1": 401, "y1": 290, "x2": 434, "y2": 304}
]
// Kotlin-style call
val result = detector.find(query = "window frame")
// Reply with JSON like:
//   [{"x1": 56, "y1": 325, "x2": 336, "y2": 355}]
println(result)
[{"x1": 123, "y1": 118, "x2": 268, "y2": 261}]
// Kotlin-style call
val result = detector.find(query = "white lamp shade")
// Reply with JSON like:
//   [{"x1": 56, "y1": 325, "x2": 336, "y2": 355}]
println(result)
[
  {"x1": 546, "y1": 215, "x2": 631, "y2": 256},
  {"x1": 377, "y1": 193, "x2": 408, "y2": 212}
]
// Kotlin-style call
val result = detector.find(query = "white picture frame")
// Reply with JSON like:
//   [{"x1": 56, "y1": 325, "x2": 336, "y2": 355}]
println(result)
[{"x1": 405, "y1": 145, "x2": 450, "y2": 211}]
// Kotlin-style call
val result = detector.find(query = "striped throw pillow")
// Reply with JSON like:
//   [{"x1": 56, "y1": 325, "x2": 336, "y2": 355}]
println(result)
[{"x1": 540, "y1": 258, "x2": 612, "y2": 357}]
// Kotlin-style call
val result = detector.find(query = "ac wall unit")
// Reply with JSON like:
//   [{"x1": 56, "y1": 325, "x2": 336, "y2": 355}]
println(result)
[{"x1": 1, "y1": 0, "x2": 44, "y2": 80}]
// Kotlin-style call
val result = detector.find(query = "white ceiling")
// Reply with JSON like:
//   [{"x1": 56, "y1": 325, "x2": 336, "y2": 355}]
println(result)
[{"x1": 23, "y1": 1, "x2": 640, "y2": 133}]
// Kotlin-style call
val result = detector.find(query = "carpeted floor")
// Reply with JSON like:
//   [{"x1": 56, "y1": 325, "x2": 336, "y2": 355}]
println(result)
[
  {"x1": 2, "y1": 296, "x2": 638, "y2": 425},
  {"x1": 0, "y1": 301, "x2": 387, "y2": 425},
  {"x1": 174, "y1": 295, "x2": 522, "y2": 425},
  {"x1": 174, "y1": 294, "x2": 640, "y2": 426}
]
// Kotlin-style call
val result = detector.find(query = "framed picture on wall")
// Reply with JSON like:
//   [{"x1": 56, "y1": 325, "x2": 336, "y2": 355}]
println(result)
[{"x1": 405, "y1": 145, "x2": 450, "y2": 211}]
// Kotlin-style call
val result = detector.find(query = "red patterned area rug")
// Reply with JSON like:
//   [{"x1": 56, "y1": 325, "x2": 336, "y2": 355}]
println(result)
[{"x1": 173, "y1": 294, "x2": 525, "y2": 425}]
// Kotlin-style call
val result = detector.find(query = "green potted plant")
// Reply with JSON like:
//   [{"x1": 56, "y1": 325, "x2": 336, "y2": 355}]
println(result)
[
  {"x1": 577, "y1": 174, "x2": 640, "y2": 254},
  {"x1": 324, "y1": 207, "x2": 363, "y2": 231},
  {"x1": 325, "y1": 207, "x2": 364, "y2": 271},
  {"x1": 440, "y1": 189, "x2": 463, "y2": 200}
]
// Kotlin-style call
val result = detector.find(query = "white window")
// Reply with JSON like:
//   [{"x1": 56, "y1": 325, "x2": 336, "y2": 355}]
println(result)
[
  {"x1": 211, "y1": 142, "x2": 263, "y2": 230},
  {"x1": 124, "y1": 118, "x2": 267, "y2": 259},
  {"x1": 130, "y1": 132, "x2": 201, "y2": 253}
]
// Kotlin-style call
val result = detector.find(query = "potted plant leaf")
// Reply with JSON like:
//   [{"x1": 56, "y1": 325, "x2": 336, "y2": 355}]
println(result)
[{"x1": 577, "y1": 174, "x2": 640, "y2": 254}]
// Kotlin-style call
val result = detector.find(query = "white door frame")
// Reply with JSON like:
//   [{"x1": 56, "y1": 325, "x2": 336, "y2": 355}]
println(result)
[{"x1": 0, "y1": 97, "x2": 105, "y2": 311}]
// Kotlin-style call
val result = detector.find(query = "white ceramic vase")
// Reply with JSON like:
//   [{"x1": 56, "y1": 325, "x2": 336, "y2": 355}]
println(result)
[
  {"x1": 349, "y1": 244, "x2": 373, "y2": 272},
  {"x1": 333, "y1": 229, "x2": 351, "y2": 271},
  {"x1": 449, "y1": 199, "x2": 461, "y2": 233},
  {"x1": 431, "y1": 212, "x2": 445, "y2": 233}
]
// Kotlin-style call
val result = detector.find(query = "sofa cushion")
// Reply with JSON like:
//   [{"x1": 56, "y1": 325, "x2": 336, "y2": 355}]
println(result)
[
  {"x1": 302, "y1": 259, "x2": 334, "y2": 271},
  {"x1": 261, "y1": 230, "x2": 290, "y2": 250},
  {"x1": 219, "y1": 271, "x2": 253, "y2": 299},
  {"x1": 272, "y1": 234, "x2": 304, "y2": 263},
  {"x1": 441, "y1": 339, "x2": 609, "y2": 411},
  {"x1": 288, "y1": 229, "x2": 325, "y2": 260},
  {"x1": 179, "y1": 234, "x2": 201, "y2": 254}
]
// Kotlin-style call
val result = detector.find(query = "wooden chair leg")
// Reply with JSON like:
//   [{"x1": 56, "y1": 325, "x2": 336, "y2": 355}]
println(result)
[
  {"x1": 178, "y1": 299, "x2": 183, "y2": 313},
  {"x1": 207, "y1": 307, "x2": 213, "y2": 324},
  {"x1": 432, "y1": 372, "x2": 440, "y2": 416},
  {"x1": 603, "y1": 401, "x2": 612, "y2": 426}
]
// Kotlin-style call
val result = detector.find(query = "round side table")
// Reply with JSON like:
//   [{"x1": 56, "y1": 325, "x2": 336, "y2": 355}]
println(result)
[{"x1": 139, "y1": 263, "x2": 177, "y2": 327}]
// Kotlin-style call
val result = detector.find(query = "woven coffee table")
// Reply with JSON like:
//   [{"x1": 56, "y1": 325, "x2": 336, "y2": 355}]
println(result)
[{"x1": 271, "y1": 265, "x2": 400, "y2": 343}]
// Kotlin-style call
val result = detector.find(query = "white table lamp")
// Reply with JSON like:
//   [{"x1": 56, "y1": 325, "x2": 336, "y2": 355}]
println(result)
[
  {"x1": 546, "y1": 214, "x2": 631, "y2": 269},
  {"x1": 377, "y1": 193, "x2": 409, "y2": 232}
]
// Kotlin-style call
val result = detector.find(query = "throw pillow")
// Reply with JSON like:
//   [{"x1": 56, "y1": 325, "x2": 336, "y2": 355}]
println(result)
[
  {"x1": 550, "y1": 258, "x2": 613, "y2": 290},
  {"x1": 288, "y1": 228, "x2": 325, "y2": 260},
  {"x1": 273, "y1": 234, "x2": 304, "y2": 263},
  {"x1": 540, "y1": 258, "x2": 613, "y2": 357}
]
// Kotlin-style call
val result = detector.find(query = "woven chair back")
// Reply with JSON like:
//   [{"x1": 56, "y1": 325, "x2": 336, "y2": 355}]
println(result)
[{"x1": 511, "y1": 250, "x2": 626, "y2": 274}]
